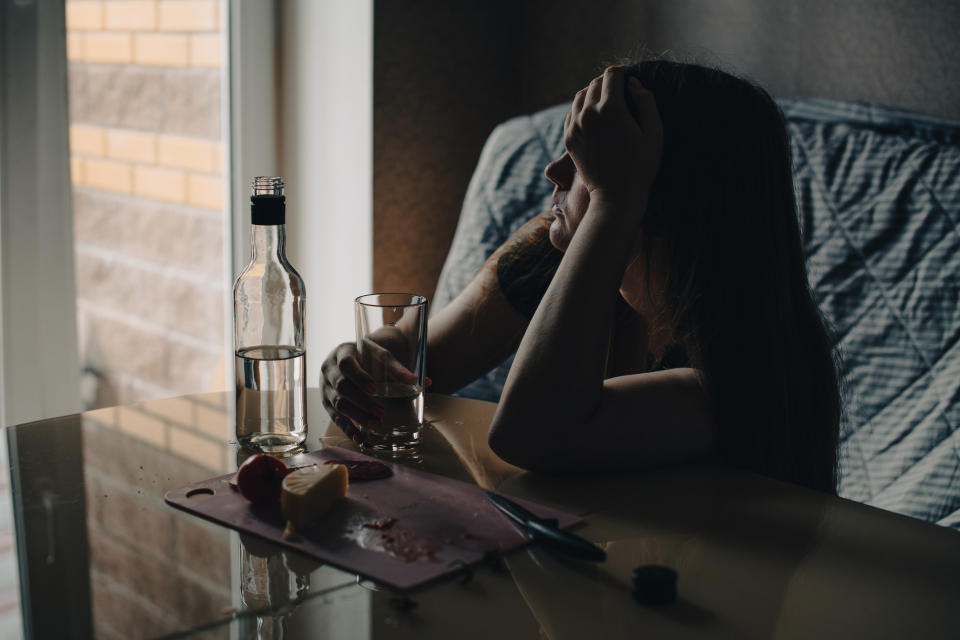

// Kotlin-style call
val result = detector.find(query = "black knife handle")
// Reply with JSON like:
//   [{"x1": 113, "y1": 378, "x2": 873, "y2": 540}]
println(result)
[{"x1": 527, "y1": 519, "x2": 607, "y2": 562}]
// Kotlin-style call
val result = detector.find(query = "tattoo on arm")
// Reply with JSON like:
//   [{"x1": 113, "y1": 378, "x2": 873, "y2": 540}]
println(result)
[{"x1": 494, "y1": 212, "x2": 563, "y2": 318}]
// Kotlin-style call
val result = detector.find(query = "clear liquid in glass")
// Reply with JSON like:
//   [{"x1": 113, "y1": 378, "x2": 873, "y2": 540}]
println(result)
[
  {"x1": 362, "y1": 382, "x2": 423, "y2": 452},
  {"x1": 235, "y1": 345, "x2": 306, "y2": 452}
]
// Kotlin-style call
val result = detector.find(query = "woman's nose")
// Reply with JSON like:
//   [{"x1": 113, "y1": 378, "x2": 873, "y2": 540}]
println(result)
[{"x1": 544, "y1": 153, "x2": 574, "y2": 189}]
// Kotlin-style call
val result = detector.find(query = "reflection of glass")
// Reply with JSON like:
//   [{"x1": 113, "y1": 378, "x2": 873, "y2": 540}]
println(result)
[
  {"x1": 354, "y1": 294, "x2": 427, "y2": 453},
  {"x1": 238, "y1": 534, "x2": 311, "y2": 639},
  {"x1": 235, "y1": 444, "x2": 303, "y2": 473},
  {"x1": 234, "y1": 177, "x2": 307, "y2": 454}
]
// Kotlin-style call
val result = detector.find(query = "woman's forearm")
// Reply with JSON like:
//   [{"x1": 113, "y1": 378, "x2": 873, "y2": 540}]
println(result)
[
  {"x1": 424, "y1": 213, "x2": 561, "y2": 395},
  {"x1": 490, "y1": 196, "x2": 646, "y2": 461}
]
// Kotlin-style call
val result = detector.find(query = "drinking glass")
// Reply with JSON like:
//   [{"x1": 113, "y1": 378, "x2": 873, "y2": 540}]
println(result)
[{"x1": 354, "y1": 293, "x2": 427, "y2": 452}]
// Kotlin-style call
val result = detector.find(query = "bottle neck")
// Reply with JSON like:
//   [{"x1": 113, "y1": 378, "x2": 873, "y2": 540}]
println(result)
[{"x1": 249, "y1": 223, "x2": 287, "y2": 262}]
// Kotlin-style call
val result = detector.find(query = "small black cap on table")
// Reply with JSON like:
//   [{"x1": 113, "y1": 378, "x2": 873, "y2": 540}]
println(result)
[{"x1": 632, "y1": 565, "x2": 677, "y2": 605}]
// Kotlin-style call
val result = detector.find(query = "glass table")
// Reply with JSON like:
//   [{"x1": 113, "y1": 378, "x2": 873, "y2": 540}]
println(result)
[{"x1": 4, "y1": 390, "x2": 960, "y2": 638}]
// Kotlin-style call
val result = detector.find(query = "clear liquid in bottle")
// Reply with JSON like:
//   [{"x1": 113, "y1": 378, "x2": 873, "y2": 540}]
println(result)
[{"x1": 235, "y1": 345, "x2": 306, "y2": 452}]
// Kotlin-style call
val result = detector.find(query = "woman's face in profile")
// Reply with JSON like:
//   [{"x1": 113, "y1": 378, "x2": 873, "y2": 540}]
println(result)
[
  {"x1": 544, "y1": 152, "x2": 590, "y2": 251},
  {"x1": 545, "y1": 150, "x2": 660, "y2": 317}
]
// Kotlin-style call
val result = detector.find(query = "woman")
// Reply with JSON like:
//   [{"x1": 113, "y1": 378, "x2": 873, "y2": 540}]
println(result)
[{"x1": 322, "y1": 61, "x2": 841, "y2": 493}]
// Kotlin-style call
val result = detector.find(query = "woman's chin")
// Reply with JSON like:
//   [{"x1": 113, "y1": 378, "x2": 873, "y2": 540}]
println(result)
[{"x1": 548, "y1": 220, "x2": 569, "y2": 251}]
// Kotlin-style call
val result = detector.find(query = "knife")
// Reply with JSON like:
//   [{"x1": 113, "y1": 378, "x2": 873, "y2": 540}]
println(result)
[{"x1": 485, "y1": 491, "x2": 606, "y2": 562}]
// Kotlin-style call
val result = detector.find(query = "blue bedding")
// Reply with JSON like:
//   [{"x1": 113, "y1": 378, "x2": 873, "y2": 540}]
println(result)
[{"x1": 433, "y1": 98, "x2": 960, "y2": 529}]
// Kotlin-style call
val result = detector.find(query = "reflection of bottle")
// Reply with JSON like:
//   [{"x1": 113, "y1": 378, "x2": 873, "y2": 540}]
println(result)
[
  {"x1": 238, "y1": 534, "x2": 310, "y2": 640},
  {"x1": 234, "y1": 177, "x2": 307, "y2": 452}
]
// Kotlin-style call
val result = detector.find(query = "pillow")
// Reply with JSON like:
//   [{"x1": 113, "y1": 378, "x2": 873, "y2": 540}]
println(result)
[{"x1": 433, "y1": 98, "x2": 960, "y2": 529}]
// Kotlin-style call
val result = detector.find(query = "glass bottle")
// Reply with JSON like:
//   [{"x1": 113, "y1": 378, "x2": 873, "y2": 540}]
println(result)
[{"x1": 234, "y1": 176, "x2": 307, "y2": 452}]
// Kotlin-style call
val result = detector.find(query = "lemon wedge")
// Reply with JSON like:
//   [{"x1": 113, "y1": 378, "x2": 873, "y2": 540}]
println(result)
[{"x1": 281, "y1": 464, "x2": 349, "y2": 532}]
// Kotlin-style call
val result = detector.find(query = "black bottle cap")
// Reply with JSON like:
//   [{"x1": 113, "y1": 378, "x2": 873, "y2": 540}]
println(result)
[
  {"x1": 631, "y1": 565, "x2": 677, "y2": 605},
  {"x1": 251, "y1": 194, "x2": 285, "y2": 225}
]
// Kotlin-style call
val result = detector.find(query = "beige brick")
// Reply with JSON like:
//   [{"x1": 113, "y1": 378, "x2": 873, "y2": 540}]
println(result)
[
  {"x1": 189, "y1": 34, "x2": 221, "y2": 67},
  {"x1": 211, "y1": 142, "x2": 224, "y2": 175},
  {"x1": 157, "y1": 135, "x2": 214, "y2": 172},
  {"x1": 133, "y1": 33, "x2": 189, "y2": 66},
  {"x1": 99, "y1": 481, "x2": 176, "y2": 558},
  {"x1": 82, "y1": 312, "x2": 167, "y2": 386},
  {"x1": 84, "y1": 473, "x2": 105, "y2": 526},
  {"x1": 105, "y1": 1, "x2": 156, "y2": 31},
  {"x1": 72, "y1": 189, "x2": 124, "y2": 249},
  {"x1": 187, "y1": 174, "x2": 222, "y2": 210},
  {"x1": 66, "y1": 1, "x2": 104, "y2": 31},
  {"x1": 73, "y1": 190, "x2": 224, "y2": 278},
  {"x1": 85, "y1": 158, "x2": 133, "y2": 193},
  {"x1": 192, "y1": 402, "x2": 229, "y2": 440},
  {"x1": 88, "y1": 532, "x2": 181, "y2": 618},
  {"x1": 71, "y1": 156, "x2": 86, "y2": 185},
  {"x1": 84, "y1": 33, "x2": 133, "y2": 64},
  {"x1": 203, "y1": 390, "x2": 230, "y2": 409},
  {"x1": 83, "y1": 416, "x2": 217, "y2": 500},
  {"x1": 133, "y1": 166, "x2": 186, "y2": 203},
  {"x1": 148, "y1": 276, "x2": 222, "y2": 341},
  {"x1": 67, "y1": 33, "x2": 85, "y2": 61},
  {"x1": 70, "y1": 124, "x2": 106, "y2": 156},
  {"x1": 158, "y1": 1, "x2": 218, "y2": 32},
  {"x1": 174, "y1": 519, "x2": 231, "y2": 585},
  {"x1": 140, "y1": 395, "x2": 194, "y2": 427},
  {"x1": 105, "y1": 129, "x2": 157, "y2": 163},
  {"x1": 166, "y1": 341, "x2": 222, "y2": 396},
  {"x1": 90, "y1": 567, "x2": 173, "y2": 636},
  {"x1": 85, "y1": 406, "x2": 119, "y2": 429},
  {"x1": 116, "y1": 406, "x2": 167, "y2": 448},
  {"x1": 207, "y1": 355, "x2": 228, "y2": 392},
  {"x1": 173, "y1": 573, "x2": 231, "y2": 627},
  {"x1": 169, "y1": 425, "x2": 224, "y2": 472}
]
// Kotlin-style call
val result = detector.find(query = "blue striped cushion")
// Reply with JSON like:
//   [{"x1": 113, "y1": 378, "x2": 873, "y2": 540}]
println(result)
[{"x1": 433, "y1": 98, "x2": 960, "y2": 529}]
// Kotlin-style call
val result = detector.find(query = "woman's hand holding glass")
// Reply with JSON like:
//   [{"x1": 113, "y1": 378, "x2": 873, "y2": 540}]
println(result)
[{"x1": 320, "y1": 339, "x2": 421, "y2": 444}]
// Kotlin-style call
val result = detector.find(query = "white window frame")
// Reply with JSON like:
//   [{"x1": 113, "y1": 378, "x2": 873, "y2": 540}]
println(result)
[{"x1": 0, "y1": 0, "x2": 81, "y2": 427}]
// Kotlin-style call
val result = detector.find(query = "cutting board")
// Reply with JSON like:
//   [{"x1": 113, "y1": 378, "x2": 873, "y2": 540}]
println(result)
[{"x1": 164, "y1": 446, "x2": 582, "y2": 590}]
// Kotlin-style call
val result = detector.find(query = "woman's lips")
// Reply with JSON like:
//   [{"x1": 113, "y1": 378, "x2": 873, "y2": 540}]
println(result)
[{"x1": 552, "y1": 203, "x2": 564, "y2": 216}]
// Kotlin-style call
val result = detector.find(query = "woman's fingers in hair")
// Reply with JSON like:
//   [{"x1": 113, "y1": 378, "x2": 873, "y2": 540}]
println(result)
[
  {"x1": 629, "y1": 80, "x2": 663, "y2": 142},
  {"x1": 585, "y1": 75, "x2": 603, "y2": 107},
  {"x1": 598, "y1": 66, "x2": 627, "y2": 110}
]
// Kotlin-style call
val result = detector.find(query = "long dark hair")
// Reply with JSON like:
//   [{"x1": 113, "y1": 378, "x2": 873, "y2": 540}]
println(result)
[{"x1": 632, "y1": 60, "x2": 841, "y2": 493}]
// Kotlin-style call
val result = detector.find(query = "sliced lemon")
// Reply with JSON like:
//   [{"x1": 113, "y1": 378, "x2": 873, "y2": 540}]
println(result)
[{"x1": 281, "y1": 464, "x2": 349, "y2": 532}]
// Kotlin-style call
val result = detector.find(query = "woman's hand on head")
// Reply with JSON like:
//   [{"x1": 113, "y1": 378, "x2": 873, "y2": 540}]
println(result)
[{"x1": 564, "y1": 66, "x2": 663, "y2": 206}]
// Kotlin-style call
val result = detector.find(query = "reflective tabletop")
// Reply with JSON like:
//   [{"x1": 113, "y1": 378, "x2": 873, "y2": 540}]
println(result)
[{"x1": 4, "y1": 390, "x2": 960, "y2": 638}]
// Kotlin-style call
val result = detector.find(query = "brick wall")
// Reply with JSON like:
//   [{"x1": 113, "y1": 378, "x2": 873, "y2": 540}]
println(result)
[{"x1": 66, "y1": 0, "x2": 227, "y2": 409}]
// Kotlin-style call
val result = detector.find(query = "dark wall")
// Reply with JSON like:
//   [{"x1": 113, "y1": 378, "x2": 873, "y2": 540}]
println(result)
[
  {"x1": 372, "y1": 0, "x2": 523, "y2": 297},
  {"x1": 374, "y1": 0, "x2": 960, "y2": 298}
]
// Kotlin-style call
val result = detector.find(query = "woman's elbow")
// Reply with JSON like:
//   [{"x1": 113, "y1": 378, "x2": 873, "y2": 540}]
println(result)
[{"x1": 488, "y1": 415, "x2": 558, "y2": 472}]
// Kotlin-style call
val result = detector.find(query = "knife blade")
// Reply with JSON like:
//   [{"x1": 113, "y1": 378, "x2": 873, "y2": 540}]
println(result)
[{"x1": 486, "y1": 491, "x2": 606, "y2": 562}]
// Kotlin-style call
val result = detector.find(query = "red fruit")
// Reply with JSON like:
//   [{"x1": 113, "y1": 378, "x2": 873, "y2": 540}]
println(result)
[{"x1": 236, "y1": 454, "x2": 290, "y2": 505}]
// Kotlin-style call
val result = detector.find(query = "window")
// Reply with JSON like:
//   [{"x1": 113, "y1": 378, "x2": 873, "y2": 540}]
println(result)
[{"x1": 66, "y1": 0, "x2": 229, "y2": 409}]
